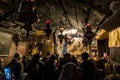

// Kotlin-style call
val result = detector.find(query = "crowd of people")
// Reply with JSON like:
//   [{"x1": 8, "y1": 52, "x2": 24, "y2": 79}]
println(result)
[{"x1": 0, "y1": 51, "x2": 120, "y2": 80}]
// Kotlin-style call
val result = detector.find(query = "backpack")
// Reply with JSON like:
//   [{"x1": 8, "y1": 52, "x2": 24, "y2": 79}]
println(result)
[
  {"x1": 58, "y1": 62, "x2": 83, "y2": 80},
  {"x1": 73, "y1": 64, "x2": 83, "y2": 80}
]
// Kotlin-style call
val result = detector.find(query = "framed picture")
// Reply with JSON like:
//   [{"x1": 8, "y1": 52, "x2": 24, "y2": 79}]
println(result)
[{"x1": 0, "y1": 28, "x2": 13, "y2": 56}]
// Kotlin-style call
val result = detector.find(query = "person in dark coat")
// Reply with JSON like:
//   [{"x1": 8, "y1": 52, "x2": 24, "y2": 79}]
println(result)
[
  {"x1": 80, "y1": 52, "x2": 96, "y2": 80},
  {"x1": 44, "y1": 55, "x2": 56, "y2": 80},
  {"x1": 26, "y1": 53, "x2": 45, "y2": 80},
  {"x1": 7, "y1": 52, "x2": 24, "y2": 80}
]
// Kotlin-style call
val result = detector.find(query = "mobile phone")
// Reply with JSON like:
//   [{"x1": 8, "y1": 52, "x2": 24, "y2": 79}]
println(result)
[{"x1": 4, "y1": 67, "x2": 12, "y2": 80}]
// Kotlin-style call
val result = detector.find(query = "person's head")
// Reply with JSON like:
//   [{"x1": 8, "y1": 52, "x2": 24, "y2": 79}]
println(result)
[
  {"x1": 44, "y1": 52, "x2": 51, "y2": 60},
  {"x1": 32, "y1": 53, "x2": 40, "y2": 62},
  {"x1": 110, "y1": 1, "x2": 120, "y2": 12},
  {"x1": 92, "y1": 52, "x2": 97, "y2": 58},
  {"x1": 13, "y1": 52, "x2": 22, "y2": 61},
  {"x1": 46, "y1": 52, "x2": 51, "y2": 57},
  {"x1": 49, "y1": 55, "x2": 56, "y2": 63},
  {"x1": 81, "y1": 52, "x2": 89, "y2": 60},
  {"x1": 64, "y1": 53, "x2": 72, "y2": 63},
  {"x1": 103, "y1": 52, "x2": 108, "y2": 58},
  {"x1": 64, "y1": 53, "x2": 71, "y2": 60},
  {"x1": 22, "y1": 56, "x2": 28, "y2": 61},
  {"x1": 0, "y1": 58, "x2": 4, "y2": 68}
]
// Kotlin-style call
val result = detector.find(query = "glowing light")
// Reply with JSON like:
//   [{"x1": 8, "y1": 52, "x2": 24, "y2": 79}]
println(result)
[
  {"x1": 45, "y1": 20, "x2": 51, "y2": 25},
  {"x1": 60, "y1": 29, "x2": 77, "y2": 35},
  {"x1": 86, "y1": 23, "x2": 91, "y2": 28},
  {"x1": 69, "y1": 29, "x2": 77, "y2": 34}
]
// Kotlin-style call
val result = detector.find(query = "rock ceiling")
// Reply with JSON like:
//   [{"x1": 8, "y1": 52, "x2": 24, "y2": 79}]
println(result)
[{"x1": 0, "y1": 0, "x2": 117, "y2": 33}]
